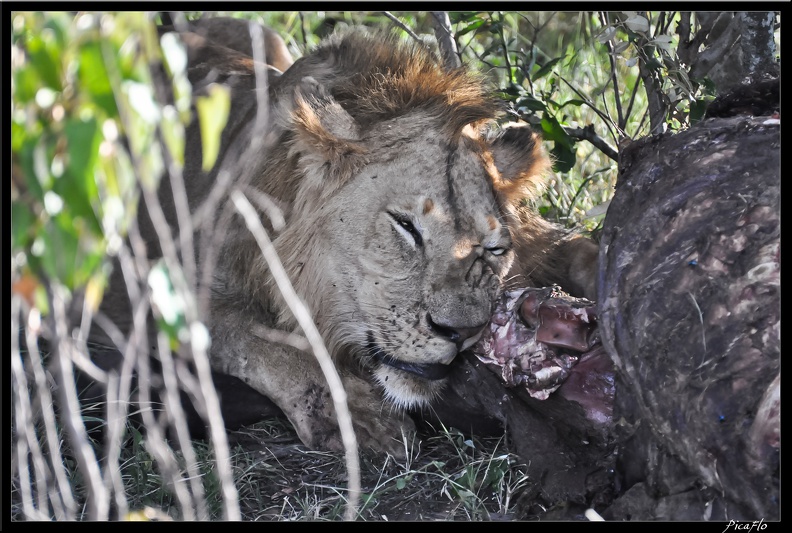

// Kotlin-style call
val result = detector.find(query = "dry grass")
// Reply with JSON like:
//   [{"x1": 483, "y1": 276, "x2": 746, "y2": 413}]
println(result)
[{"x1": 11, "y1": 408, "x2": 550, "y2": 521}]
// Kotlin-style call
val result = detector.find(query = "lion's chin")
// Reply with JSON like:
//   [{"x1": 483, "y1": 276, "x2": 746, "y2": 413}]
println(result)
[{"x1": 373, "y1": 365, "x2": 448, "y2": 409}]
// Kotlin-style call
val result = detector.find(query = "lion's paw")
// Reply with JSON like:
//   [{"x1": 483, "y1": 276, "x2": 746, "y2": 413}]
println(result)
[{"x1": 289, "y1": 377, "x2": 416, "y2": 458}]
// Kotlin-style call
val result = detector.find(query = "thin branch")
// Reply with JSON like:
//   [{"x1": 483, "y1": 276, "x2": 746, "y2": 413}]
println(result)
[
  {"x1": 623, "y1": 71, "x2": 643, "y2": 129},
  {"x1": 50, "y1": 287, "x2": 110, "y2": 520},
  {"x1": 494, "y1": 12, "x2": 514, "y2": 85},
  {"x1": 520, "y1": 113, "x2": 618, "y2": 161},
  {"x1": 662, "y1": 11, "x2": 677, "y2": 35},
  {"x1": 382, "y1": 11, "x2": 423, "y2": 43},
  {"x1": 565, "y1": 125, "x2": 619, "y2": 161},
  {"x1": 299, "y1": 11, "x2": 308, "y2": 49},
  {"x1": 635, "y1": 38, "x2": 668, "y2": 135},
  {"x1": 654, "y1": 11, "x2": 665, "y2": 38},
  {"x1": 231, "y1": 190, "x2": 362, "y2": 522},
  {"x1": 430, "y1": 11, "x2": 462, "y2": 69},
  {"x1": 636, "y1": 107, "x2": 650, "y2": 136},
  {"x1": 25, "y1": 322, "x2": 78, "y2": 519},
  {"x1": 599, "y1": 12, "x2": 624, "y2": 131},
  {"x1": 156, "y1": 334, "x2": 209, "y2": 520},
  {"x1": 557, "y1": 75, "x2": 619, "y2": 144}
]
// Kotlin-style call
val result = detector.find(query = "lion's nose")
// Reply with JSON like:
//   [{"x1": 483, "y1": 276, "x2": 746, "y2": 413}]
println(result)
[{"x1": 426, "y1": 313, "x2": 487, "y2": 347}]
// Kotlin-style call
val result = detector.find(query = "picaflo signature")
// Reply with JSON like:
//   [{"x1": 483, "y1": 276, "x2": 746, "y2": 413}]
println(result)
[{"x1": 722, "y1": 519, "x2": 767, "y2": 533}]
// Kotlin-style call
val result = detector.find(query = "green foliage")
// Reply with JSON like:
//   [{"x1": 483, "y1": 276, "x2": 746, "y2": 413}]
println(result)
[
  {"x1": 597, "y1": 12, "x2": 690, "y2": 127},
  {"x1": 447, "y1": 11, "x2": 631, "y2": 228},
  {"x1": 196, "y1": 84, "x2": 231, "y2": 171},
  {"x1": 10, "y1": 12, "x2": 217, "y2": 320}
]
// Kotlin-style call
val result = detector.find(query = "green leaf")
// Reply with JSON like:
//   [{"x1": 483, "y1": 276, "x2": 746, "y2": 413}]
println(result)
[
  {"x1": 532, "y1": 57, "x2": 563, "y2": 81},
  {"x1": 11, "y1": 120, "x2": 28, "y2": 153},
  {"x1": 558, "y1": 99, "x2": 586, "y2": 109},
  {"x1": 19, "y1": 136, "x2": 46, "y2": 201},
  {"x1": 624, "y1": 14, "x2": 650, "y2": 33},
  {"x1": 449, "y1": 12, "x2": 481, "y2": 24},
  {"x1": 455, "y1": 18, "x2": 486, "y2": 37},
  {"x1": 650, "y1": 35, "x2": 674, "y2": 53},
  {"x1": 78, "y1": 42, "x2": 118, "y2": 116},
  {"x1": 26, "y1": 34, "x2": 62, "y2": 91},
  {"x1": 395, "y1": 477, "x2": 407, "y2": 490},
  {"x1": 500, "y1": 84, "x2": 523, "y2": 98},
  {"x1": 540, "y1": 113, "x2": 573, "y2": 149},
  {"x1": 14, "y1": 65, "x2": 42, "y2": 103},
  {"x1": 39, "y1": 219, "x2": 79, "y2": 288},
  {"x1": 56, "y1": 117, "x2": 103, "y2": 235},
  {"x1": 487, "y1": 20, "x2": 503, "y2": 35},
  {"x1": 11, "y1": 202, "x2": 36, "y2": 250},
  {"x1": 196, "y1": 83, "x2": 231, "y2": 171},
  {"x1": 645, "y1": 58, "x2": 664, "y2": 71},
  {"x1": 64, "y1": 117, "x2": 100, "y2": 190},
  {"x1": 516, "y1": 94, "x2": 547, "y2": 113},
  {"x1": 596, "y1": 25, "x2": 617, "y2": 44},
  {"x1": 43, "y1": 14, "x2": 70, "y2": 50},
  {"x1": 612, "y1": 40, "x2": 631, "y2": 54},
  {"x1": 689, "y1": 99, "x2": 708, "y2": 124},
  {"x1": 551, "y1": 142, "x2": 577, "y2": 173}
]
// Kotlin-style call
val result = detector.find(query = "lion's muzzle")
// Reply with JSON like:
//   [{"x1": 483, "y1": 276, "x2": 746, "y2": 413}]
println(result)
[
  {"x1": 366, "y1": 336, "x2": 452, "y2": 381},
  {"x1": 425, "y1": 312, "x2": 487, "y2": 350}
]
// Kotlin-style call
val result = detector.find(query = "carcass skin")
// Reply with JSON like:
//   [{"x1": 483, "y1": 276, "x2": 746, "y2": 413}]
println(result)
[{"x1": 598, "y1": 115, "x2": 780, "y2": 520}]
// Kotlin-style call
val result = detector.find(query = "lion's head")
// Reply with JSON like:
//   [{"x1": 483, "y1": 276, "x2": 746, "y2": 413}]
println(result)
[{"x1": 236, "y1": 31, "x2": 550, "y2": 409}]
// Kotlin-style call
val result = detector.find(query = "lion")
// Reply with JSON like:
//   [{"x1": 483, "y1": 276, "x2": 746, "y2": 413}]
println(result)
[{"x1": 91, "y1": 18, "x2": 598, "y2": 456}]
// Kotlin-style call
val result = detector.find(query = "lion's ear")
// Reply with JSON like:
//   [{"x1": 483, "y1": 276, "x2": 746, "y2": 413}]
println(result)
[
  {"x1": 488, "y1": 124, "x2": 551, "y2": 205},
  {"x1": 289, "y1": 76, "x2": 364, "y2": 169},
  {"x1": 284, "y1": 77, "x2": 366, "y2": 211}
]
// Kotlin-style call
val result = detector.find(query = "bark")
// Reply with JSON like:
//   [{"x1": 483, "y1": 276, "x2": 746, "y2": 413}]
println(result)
[
  {"x1": 738, "y1": 12, "x2": 777, "y2": 79},
  {"x1": 430, "y1": 12, "x2": 461, "y2": 70}
]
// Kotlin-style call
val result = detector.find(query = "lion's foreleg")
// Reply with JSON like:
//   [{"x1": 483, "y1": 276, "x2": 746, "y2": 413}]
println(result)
[{"x1": 209, "y1": 324, "x2": 414, "y2": 456}]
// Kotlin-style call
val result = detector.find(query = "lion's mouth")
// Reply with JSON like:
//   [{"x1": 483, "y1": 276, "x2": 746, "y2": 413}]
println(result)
[{"x1": 366, "y1": 334, "x2": 451, "y2": 381}]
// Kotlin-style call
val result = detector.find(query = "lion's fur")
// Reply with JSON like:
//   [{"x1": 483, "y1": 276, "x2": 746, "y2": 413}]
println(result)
[{"x1": 94, "y1": 20, "x2": 598, "y2": 455}]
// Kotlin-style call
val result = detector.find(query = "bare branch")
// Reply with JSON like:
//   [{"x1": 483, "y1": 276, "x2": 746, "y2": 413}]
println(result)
[
  {"x1": 430, "y1": 11, "x2": 461, "y2": 69},
  {"x1": 231, "y1": 190, "x2": 362, "y2": 522},
  {"x1": 634, "y1": 33, "x2": 668, "y2": 135},
  {"x1": 566, "y1": 125, "x2": 619, "y2": 161},
  {"x1": 50, "y1": 287, "x2": 110, "y2": 520},
  {"x1": 495, "y1": 12, "x2": 514, "y2": 85},
  {"x1": 520, "y1": 114, "x2": 618, "y2": 161},
  {"x1": 382, "y1": 11, "x2": 423, "y2": 43},
  {"x1": 557, "y1": 75, "x2": 619, "y2": 144},
  {"x1": 689, "y1": 15, "x2": 741, "y2": 81},
  {"x1": 598, "y1": 13, "x2": 624, "y2": 132},
  {"x1": 299, "y1": 12, "x2": 308, "y2": 49},
  {"x1": 623, "y1": 73, "x2": 643, "y2": 131}
]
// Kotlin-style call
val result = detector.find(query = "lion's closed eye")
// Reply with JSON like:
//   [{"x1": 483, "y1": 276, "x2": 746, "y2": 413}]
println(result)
[{"x1": 387, "y1": 211, "x2": 423, "y2": 247}]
